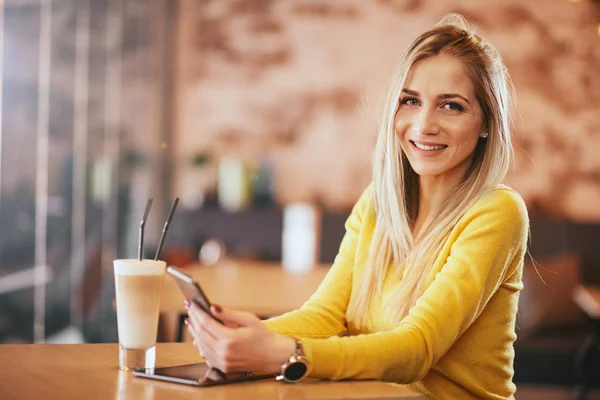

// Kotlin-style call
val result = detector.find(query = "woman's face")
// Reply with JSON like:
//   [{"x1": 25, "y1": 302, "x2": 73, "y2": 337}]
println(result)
[{"x1": 395, "y1": 54, "x2": 484, "y2": 181}]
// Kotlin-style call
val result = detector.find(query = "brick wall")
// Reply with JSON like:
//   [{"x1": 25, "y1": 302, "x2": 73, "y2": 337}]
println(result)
[{"x1": 174, "y1": 0, "x2": 600, "y2": 218}]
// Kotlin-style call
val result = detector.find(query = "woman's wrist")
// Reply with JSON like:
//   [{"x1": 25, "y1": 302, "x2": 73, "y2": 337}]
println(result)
[{"x1": 266, "y1": 334, "x2": 296, "y2": 373}]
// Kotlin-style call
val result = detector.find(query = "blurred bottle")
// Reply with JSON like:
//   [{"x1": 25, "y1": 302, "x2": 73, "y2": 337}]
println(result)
[
  {"x1": 180, "y1": 152, "x2": 213, "y2": 211},
  {"x1": 218, "y1": 157, "x2": 252, "y2": 212},
  {"x1": 282, "y1": 203, "x2": 320, "y2": 273},
  {"x1": 251, "y1": 157, "x2": 275, "y2": 207}
]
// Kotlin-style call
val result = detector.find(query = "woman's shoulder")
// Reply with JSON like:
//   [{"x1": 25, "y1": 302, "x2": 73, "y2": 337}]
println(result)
[
  {"x1": 353, "y1": 182, "x2": 375, "y2": 211},
  {"x1": 465, "y1": 184, "x2": 529, "y2": 226},
  {"x1": 478, "y1": 184, "x2": 527, "y2": 211},
  {"x1": 348, "y1": 183, "x2": 377, "y2": 229}
]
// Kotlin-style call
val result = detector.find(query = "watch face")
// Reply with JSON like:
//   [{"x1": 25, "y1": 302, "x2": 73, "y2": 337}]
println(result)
[{"x1": 285, "y1": 362, "x2": 308, "y2": 382}]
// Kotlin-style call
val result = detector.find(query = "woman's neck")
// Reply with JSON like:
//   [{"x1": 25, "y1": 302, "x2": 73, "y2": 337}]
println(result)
[{"x1": 412, "y1": 175, "x2": 459, "y2": 239}]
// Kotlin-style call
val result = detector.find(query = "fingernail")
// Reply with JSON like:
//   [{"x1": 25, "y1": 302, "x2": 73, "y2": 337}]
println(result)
[
  {"x1": 184, "y1": 300, "x2": 190, "y2": 309},
  {"x1": 212, "y1": 304, "x2": 222, "y2": 313},
  {"x1": 184, "y1": 318, "x2": 190, "y2": 326}
]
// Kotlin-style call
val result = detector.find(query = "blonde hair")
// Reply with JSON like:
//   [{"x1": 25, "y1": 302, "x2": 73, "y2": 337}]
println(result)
[{"x1": 346, "y1": 14, "x2": 517, "y2": 327}]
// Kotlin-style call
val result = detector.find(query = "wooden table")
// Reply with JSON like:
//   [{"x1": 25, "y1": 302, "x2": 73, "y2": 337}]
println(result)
[
  {"x1": 573, "y1": 285, "x2": 600, "y2": 400},
  {"x1": 159, "y1": 261, "x2": 331, "y2": 342},
  {"x1": 0, "y1": 343, "x2": 423, "y2": 400}
]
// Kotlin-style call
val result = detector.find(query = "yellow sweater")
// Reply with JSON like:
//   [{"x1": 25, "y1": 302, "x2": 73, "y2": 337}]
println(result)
[{"x1": 264, "y1": 184, "x2": 529, "y2": 399}]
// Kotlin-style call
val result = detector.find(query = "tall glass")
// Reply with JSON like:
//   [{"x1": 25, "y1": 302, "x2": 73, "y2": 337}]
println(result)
[{"x1": 113, "y1": 259, "x2": 166, "y2": 371}]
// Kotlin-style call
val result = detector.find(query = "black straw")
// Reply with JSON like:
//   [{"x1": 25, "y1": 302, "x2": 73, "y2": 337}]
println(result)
[
  {"x1": 154, "y1": 198, "x2": 179, "y2": 261},
  {"x1": 138, "y1": 198, "x2": 153, "y2": 261}
]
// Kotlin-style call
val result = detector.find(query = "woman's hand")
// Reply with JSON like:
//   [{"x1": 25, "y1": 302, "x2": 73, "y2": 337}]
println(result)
[{"x1": 185, "y1": 301, "x2": 296, "y2": 374}]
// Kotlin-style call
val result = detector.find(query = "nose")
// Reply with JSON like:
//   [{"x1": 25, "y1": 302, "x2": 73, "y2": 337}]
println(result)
[{"x1": 412, "y1": 108, "x2": 440, "y2": 136}]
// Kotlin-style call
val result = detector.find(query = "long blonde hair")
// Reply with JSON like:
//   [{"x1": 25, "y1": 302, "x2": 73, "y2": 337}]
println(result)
[{"x1": 346, "y1": 14, "x2": 517, "y2": 328}]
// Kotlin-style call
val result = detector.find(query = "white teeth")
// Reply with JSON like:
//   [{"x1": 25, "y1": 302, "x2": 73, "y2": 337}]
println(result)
[{"x1": 413, "y1": 141, "x2": 446, "y2": 151}]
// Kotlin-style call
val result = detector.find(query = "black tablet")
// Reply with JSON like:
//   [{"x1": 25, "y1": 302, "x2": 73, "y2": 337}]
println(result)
[{"x1": 133, "y1": 363, "x2": 275, "y2": 387}]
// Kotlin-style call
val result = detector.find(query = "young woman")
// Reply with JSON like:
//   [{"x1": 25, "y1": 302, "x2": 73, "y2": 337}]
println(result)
[{"x1": 185, "y1": 14, "x2": 528, "y2": 399}]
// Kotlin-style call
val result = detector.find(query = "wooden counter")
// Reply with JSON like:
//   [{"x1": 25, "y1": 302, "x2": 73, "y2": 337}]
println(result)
[{"x1": 0, "y1": 343, "x2": 423, "y2": 399}]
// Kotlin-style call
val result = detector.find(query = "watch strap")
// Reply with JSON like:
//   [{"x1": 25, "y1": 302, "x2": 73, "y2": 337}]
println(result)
[{"x1": 277, "y1": 337, "x2": 309, "y2": 383}]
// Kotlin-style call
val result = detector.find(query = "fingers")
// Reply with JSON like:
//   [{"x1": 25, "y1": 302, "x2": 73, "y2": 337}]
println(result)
[
  {"x1": 187, "y1": 302, "x2": 231, "y2": 338},
  {"x1": 187, "y1": 310, "x2": 218, "y2": 342},
  {"x1": 198, "y1": 342, "x2": 221, "y2": 370},
  {"x1": 186, "y1": 303, "x2": 230, "y2": 371},
  {"x1": 186, "y1": 318, "x2": 245, "y2": 373},
  {"x1": 184, "y1": 302, "x2": 262, "y2": 374},
  {"x1": 186, "y1": 320, "x2": 222, "y2": 370},
  {"x1": 186, "y1": 319, "x2": 204, "y2": 353},
  {"x1": 190, "y1": 318, "x2": 218, "y2": 347},
  {"x1": 212, "y1": 305, "x2": 258, "y2": 327},
  {"x1": 185, "y1": 318, "x2": 201, "y2": 343}
]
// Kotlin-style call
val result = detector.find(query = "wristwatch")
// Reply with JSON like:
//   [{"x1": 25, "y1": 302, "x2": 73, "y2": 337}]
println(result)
[{"x1": 276, "y1": 338, "x2": 309, "y2": 383}]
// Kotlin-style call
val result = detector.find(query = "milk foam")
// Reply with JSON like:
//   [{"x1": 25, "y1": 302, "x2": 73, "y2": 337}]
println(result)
[{"x1": 114, "y1": 259, "x2": 166, "y2": 276}]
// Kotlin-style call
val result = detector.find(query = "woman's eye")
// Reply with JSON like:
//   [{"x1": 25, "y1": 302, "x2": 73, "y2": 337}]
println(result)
[
  {"x1": 401, "y1": 97, "x2": 420, "y2": 106},
  {"x1": 443, "y1": 102, "x2": 464, "y2": 112}
]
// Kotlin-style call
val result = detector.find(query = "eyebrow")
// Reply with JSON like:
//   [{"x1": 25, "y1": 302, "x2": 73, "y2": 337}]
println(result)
[{"x1": 401, "y1": 89, "x2": 471, "y2": 105}]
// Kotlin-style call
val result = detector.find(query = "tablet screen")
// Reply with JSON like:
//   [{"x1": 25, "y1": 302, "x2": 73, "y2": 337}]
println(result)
[{"x1": 133, "y1": 363, "x2": 274, "y2": 387}]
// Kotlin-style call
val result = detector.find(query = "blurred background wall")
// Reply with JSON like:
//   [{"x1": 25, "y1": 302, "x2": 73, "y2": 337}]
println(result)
[
  {"x1": 174, "y1": 0, "x2": 600, "y2": 216},
  {"x1": 0, "y1": 0, "x2": 174, "y2": 343},
  {"x1": 0, "y1": 0, "x2": 598, "y2": 348}
]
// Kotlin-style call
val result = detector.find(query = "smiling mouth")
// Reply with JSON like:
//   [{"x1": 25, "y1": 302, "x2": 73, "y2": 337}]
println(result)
[{"x1": 410, "y1": 140, "x2": 448, "y2": 151}]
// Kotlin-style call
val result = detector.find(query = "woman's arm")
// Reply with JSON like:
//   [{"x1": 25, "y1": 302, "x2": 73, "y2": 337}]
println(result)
[
  {"x1": 185, "y1": 185, "x2": 375, "y2": 373},
  {"x1": 262, "y1": 184, "x2": 374, "y2": 339},
  {"x1": 298, "y1": 188, "x2": 529, "y2": 383}
]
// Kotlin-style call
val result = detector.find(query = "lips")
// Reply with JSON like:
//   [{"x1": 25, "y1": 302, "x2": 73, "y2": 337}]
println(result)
[{"x1": 410, "y1": 140, "x2": 448, "y2": 151}]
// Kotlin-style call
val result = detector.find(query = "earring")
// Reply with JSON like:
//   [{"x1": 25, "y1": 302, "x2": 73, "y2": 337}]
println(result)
[{"x1": 481, "y1": 131, "x2": 489, "y2": 138}]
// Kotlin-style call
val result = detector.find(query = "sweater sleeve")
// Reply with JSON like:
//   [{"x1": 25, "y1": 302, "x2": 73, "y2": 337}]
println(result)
[
  {"x1": 299, "y1": 188, "x2": 529, "y2": 382},
  {"x1": 262, "y1": 184, "x2": 373, "y2": 338}
]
